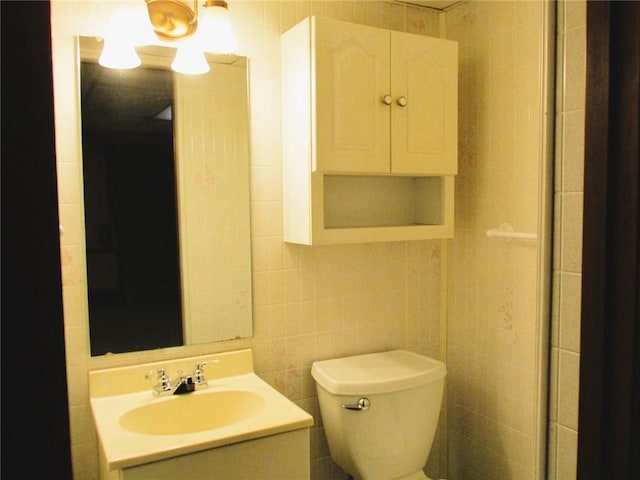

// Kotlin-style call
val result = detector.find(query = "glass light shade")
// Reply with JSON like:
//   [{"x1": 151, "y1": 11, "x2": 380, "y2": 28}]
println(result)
[
  {"x1": 98, "y1": 4, "x2": 153, "y2": 70},
  {"x1": 99, "y1": 39, "x2": 141, "y2": 69},
  {"x1": 197, "y1": 4, "x2": 239, "y2": 54},
  {"x1": 171, "y1": 43, "x2": 210, "y2": 75},
  {"x1": 124, "y1": 3, "x2": 157, "y2": 45}
]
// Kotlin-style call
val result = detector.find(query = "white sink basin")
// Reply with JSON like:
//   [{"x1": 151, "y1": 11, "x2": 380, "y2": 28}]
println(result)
[
  {"x1": 119, "y1": 389, "x2": 266, "y2": 435},
  {"x1": 89, "y1": 349, "x2": 313, "y2": 472}
]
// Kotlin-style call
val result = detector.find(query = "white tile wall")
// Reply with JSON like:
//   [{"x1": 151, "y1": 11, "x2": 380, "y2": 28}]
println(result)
[{"x1": 548, "y1": 0, "x2": 585, "y2": 478}]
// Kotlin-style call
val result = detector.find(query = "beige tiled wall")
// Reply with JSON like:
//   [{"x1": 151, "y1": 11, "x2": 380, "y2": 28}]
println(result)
[
  {"x1": 444, "y1": 2, "x2": 550, "y2": 479},
  {"x1": 51, "y1": 2, "x2": 444, "y2": 479},
  {"x1": 548, "y1": 1, "x2": 585, "y2": 478}
]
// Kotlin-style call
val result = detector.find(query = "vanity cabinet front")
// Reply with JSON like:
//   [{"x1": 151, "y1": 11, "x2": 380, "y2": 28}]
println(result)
[
  {"x1": 114, "y1": 429, "x2": 310, "y2": 480},
  {"x1": 281, "y1": 16, "x2": 458, "y2": 245}
]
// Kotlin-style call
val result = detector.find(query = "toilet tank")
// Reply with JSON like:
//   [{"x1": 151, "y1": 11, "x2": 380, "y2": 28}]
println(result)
[
  {"x1": 311, "y1": 349, "x2": 446, "y2": 396},
  {"x1": 311, "y1": 350, "x2": 446, "y2": 480}
]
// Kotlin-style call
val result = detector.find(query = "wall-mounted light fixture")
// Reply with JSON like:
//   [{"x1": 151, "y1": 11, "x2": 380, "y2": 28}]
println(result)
[{"x1": 99, "y1": 0, "x2": 238, "y2": 75}]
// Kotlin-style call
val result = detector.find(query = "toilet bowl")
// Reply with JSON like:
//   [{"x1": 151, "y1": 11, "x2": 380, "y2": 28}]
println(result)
[{"x1": 311, "y1": 350, "x2": 446, "y2": 480}]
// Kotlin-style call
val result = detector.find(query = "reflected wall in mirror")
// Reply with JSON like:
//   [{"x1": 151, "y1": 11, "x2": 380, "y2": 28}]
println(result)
[{"x1": 79, "y1": 37, "x2": 253, "y2": 356}]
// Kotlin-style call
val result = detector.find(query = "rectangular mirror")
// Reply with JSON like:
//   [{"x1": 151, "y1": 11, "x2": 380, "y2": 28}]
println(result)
[{"x1": 78, "y1": 36, "x2": 253, "y2": 356}]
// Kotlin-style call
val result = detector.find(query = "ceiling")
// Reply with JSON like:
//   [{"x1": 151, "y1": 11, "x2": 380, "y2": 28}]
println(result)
[
  {"x1": 80, "y1": 61, "x2": 174, "y2": 136},
  {"x1": 395, "y1": 0, "x2": 461, "y2": 10}
]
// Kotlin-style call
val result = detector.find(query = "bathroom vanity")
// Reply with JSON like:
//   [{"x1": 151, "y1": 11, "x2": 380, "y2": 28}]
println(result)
[{"x1": 89, "y1": 349, "x2": 313, "y2": 480}]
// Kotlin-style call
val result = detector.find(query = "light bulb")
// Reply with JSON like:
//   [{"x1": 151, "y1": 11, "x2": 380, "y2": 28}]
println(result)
[
  {"x1": 171, "y1": 42, "x2": 210, "y2": 75},
  {"x1": 99, "y1": 38, "x2": 141, "y2": 69},
  {"x1": 197, "y1": 2, "x2": 239, "y2": 54},
  {"x1": 98, "y1": 5, "x2": 149, "y2": 70}
]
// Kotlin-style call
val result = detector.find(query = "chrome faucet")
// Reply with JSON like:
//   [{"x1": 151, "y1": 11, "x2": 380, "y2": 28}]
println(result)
[
  {"x1": 171, "y1": 370, "x2": 196, "y2": 395},
  {"x1": 145, "y1": 368, "x2": 172, "y2": 396},
  {"x1": 145, "y1": 362, "x2": 214, "y2": 397},
  {"x1": 193, "y1": 362, "x2": 209, "y2": 389}
]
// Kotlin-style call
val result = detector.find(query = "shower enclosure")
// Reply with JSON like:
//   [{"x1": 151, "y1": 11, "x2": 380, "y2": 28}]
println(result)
[{"x1": 443, "y1": 2, "x2": 555, "y2": 478}]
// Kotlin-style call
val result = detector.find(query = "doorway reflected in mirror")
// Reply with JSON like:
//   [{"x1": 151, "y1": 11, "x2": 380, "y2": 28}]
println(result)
[{"x1": 80, "y1": 62, "x2": 183, "y2": 355}]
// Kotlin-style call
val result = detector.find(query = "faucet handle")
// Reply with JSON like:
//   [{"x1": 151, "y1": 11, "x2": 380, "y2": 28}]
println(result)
[
  {"x1": 145, "y1": 368, "x2": 167, "y2": 381},
  {"x1": 145, "y1": 368, "x2": 171, "y2": 393},
  {"x1": 193, "y1": 362, "x2": 208, "y2": 386}
]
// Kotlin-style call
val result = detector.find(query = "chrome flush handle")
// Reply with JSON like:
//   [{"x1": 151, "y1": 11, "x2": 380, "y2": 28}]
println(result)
[{"x1": 342, "y1": 398, "x2": 371, "y2": 411}]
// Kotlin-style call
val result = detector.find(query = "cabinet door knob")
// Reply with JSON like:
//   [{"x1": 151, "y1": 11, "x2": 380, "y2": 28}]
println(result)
[
  {"x1": 382, "y1": 94, "x2": 392, "y2": 105},
  {"x1": 396, "y1": 96, "x2": 408, "y2": 107}
]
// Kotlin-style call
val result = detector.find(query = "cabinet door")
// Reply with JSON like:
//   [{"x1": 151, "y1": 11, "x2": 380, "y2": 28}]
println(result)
[
  {"x1": 390, "y1": 31, "x2": 458, "y2": 175},
  {"x1": 313, "y1": 17, "x2": 390, "y2": 173}
]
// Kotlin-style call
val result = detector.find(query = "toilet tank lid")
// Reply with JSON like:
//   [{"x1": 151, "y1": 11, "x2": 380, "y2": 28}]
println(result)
[{"x1": 311, "y1": 350, "x2": 446, "y2": 395}]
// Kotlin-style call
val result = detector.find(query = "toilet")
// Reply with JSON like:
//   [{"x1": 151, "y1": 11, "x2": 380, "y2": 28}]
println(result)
[{"x1": 311, "y1": 349, "x2": 446, "y2": 480}]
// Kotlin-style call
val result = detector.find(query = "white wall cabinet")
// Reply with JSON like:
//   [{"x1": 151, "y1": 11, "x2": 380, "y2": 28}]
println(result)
[{"x1": 282, "y1": 16, "x2": 458, "y2": 245}]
